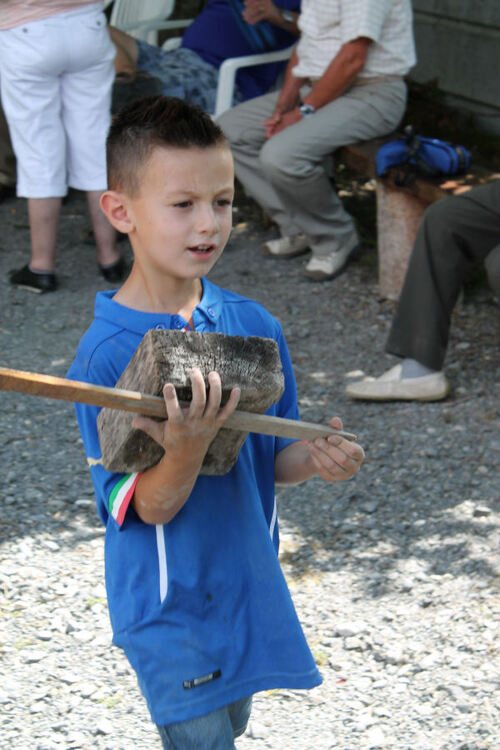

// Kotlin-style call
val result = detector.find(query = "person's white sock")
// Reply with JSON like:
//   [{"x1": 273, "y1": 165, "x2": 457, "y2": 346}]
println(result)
[{"x1": 401, "y1": 358, "x2": 438, "y2": 379}]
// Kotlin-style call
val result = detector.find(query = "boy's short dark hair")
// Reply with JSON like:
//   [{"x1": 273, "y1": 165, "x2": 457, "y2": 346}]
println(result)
[{"x1": 107, "y1": 95, "x2": 228, "y2": 195}]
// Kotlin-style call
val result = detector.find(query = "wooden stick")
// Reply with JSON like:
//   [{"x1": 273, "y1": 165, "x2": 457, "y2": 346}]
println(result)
[{"x1": 0, "y1": 367, "x2": 357, "y2": 442}]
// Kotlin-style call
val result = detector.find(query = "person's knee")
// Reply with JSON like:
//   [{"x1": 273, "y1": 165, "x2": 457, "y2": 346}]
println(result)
[
  {"x1": 217, "y1": 110, "x2": 242, "y2": 145},
  {"x1": 259, "y1": 137, "x2": 299, "y2": 183}
]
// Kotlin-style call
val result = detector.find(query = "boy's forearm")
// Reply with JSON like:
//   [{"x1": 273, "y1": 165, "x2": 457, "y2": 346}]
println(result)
[
  {"x1": 133, "y1": 451, "x2": 204, "y2": 525},
  {"x1": 274, "y1": 441, "x2": 316, "y2": 485}
]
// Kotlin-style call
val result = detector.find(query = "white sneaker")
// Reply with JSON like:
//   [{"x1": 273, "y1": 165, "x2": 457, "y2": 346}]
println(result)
[
  {"x1": 345, "y1": 364, "x2": 450, "y2": 402},
  {"x1": 302, "y1": 232, "x2": 361, "y2": 281},
  {"x1": 261, "y1": 233, "x2": 310, "y2": 258}
]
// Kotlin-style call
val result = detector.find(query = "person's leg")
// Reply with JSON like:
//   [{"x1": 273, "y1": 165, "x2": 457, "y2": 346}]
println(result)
[
  {"x1": 61, "y1": 8, "x2": 120, "y2": 269},
  {"x1": 218, "y1": 90, "x2": 302, "y2": 237},
  {"x1": 0, "y1": 18, "x2": 68, "y2": 289},
  {"x1": 157, "y1": 696, "x2": 252, "y2": 750},
  {"x1": 259, "y1": 80, "x2": 407, "y2": 259},
  {"x1": 387, "y1": 181, "x2": 500, "y2": 371},
  {"x1": 28, "y1": 197, "x2": 61, "y2": 272},
  {"x1": 108, "y1": 25, "x2": 139, "y2": 73},
  {"x1": 345, "y1": 182, "x2": 500, "y2": 401}
]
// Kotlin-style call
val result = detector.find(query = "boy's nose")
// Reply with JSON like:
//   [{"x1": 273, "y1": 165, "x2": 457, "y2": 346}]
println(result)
[{"x1": 197, "y1": 204, "x2": 218, "y2": 234}]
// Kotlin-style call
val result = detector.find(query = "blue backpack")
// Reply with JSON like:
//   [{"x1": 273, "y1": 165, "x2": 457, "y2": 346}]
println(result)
[{"x1": 375, "y1": 126, "x2": 471, "y2": 186}]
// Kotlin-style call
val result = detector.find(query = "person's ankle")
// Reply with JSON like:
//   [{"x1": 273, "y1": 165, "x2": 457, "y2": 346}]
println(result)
[
  {"x1": 401, "y1": 358, "x2": 438, "y2": 379},
  {"x1": 28, "y1": 263, "x2": 55, "y2": 275}
]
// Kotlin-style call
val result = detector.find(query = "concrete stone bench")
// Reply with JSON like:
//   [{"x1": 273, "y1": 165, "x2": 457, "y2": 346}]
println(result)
[{"x1": 337, "y1": 137, "x2": 499, "y2": 300}]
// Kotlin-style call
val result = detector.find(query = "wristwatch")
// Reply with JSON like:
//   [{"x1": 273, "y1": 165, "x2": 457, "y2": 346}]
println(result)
[
  {"x1": 281, "y1": 8, "x2": 295, "y2": 24},
  {"x1": 299, "y1": 101, "x2": 316, "y2": 117}
]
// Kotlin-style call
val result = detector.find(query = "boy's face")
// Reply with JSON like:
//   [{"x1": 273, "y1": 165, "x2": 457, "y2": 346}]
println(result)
[{"x1": 125, "y1": 144, "x2": 234, "y2": 284}]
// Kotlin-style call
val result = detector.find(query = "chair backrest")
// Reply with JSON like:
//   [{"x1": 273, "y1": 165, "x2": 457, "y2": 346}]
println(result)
[{"x1": 109, "y1": 0, "x2": 176, "y2": 42}]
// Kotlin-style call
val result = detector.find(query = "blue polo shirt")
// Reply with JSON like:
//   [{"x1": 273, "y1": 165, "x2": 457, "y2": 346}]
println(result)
[{"x1": 67, "y1": 279, "x2": 321, "y2": 726}]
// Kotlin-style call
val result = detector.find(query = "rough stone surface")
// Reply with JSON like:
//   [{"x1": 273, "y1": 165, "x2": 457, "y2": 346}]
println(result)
[
  {"x1": 97, "y1": 329, "x2": 284, "y2": 475},
  {"x1": 0, "y1": 185, "x2": 499, "y2": 749}
]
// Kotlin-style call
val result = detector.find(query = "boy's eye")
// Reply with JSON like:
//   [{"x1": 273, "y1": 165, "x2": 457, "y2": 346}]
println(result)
[
  {"x1": 215, "y1": 198, "x2": 232, "y2": 207},
  {"x1": 174, "y1": 201, "x2": 192, "y2": 208}
]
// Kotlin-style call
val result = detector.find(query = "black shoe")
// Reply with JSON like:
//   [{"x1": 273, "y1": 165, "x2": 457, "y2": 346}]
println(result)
[
  {"x1": 9, "y1": 264, "x2": 57, "y2": 293},
  {"x1": 99, "y1": 256, "x2": 128, "y2": 283}
]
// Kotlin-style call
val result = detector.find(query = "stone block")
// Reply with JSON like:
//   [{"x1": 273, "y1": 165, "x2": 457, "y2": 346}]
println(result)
[{"x1": 97, "y1": 330, "x2": 284, "y2": 475}]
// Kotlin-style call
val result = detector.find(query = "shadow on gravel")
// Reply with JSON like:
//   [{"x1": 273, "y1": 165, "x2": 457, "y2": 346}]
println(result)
[{"x1": 1, "y1": 183, "x2": 499, "y2": 599}]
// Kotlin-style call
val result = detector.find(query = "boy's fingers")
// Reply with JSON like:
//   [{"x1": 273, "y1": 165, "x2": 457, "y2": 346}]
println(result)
[
  {"x1": 188, "y1": 367, "x2": 207, "y2": 416},
  {"x1": 310, "y1": 438, "x2": 364, "y2": 477},
  {"x1": 163, "y1": 382, "x2": 183, "y2": 424},
  {"x1": 204, "y1": 371, "x2": 222, "y2": 416},
  {"x1": 329, "y1": 416, "x2": 343, "y2": 431},
  {"x1": 217, "y1": 386, "x2": 241, "y2": 424},
  {"x1": 309, "y1": 441, "x2": 348, "y2": 477}
]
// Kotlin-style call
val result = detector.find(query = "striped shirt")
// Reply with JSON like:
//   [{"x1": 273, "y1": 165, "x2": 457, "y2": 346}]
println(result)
[
  {"x1": 0, "y1": 1, "x2": 100, "y2": 30},
  {"x1": 294, "y1": 0, "x2": 416, "y2": 80}
]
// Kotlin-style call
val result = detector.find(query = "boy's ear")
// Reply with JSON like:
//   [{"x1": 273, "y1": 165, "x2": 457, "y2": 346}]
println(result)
[{"x1": 100, "y1": 190, "x2": 134, "y2": 234}]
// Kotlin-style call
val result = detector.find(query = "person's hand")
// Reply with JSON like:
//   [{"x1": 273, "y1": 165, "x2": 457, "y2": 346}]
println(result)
[
  {"x1": 263, "y1": 106, "x2": 301, "y2": 138},
  {"x1": 132, "y1": 367, "x2": 240, "y2": 465},
  {"x1": 243, "y1": 0, "x2": 282, "y2": 26},
  {"x1": 305, "y1": 417, "x2": 365, "y2": 482},
  {"x1": 267, "y1": 107, "x2": 302, "y2": 137},
  {"x1": 262, "y1": 110, "x2": 283, "y2": 138}
]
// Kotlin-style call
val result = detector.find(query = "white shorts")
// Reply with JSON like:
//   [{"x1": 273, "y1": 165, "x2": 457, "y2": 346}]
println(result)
[{"x1": 0, "y1": 3, "x2": 115, "y2": 198}]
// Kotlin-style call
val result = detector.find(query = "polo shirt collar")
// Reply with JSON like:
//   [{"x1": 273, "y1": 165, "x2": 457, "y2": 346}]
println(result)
[{"x1": 93, "y1": 278, "x2": 223, "y2": 335}]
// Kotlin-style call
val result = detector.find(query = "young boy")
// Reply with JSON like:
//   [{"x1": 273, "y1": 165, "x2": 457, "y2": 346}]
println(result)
[{"x1": 68, "y1": 96, "x2": 364, "y2": 749}]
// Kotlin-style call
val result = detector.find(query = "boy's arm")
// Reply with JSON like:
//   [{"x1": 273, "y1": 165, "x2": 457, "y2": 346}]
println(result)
[
  {"x1": 274, "y1": 417, "x2": 365, "y2": 485},
  {"x1": 131, "y1": 367, "x2": 240, "y2": 525}
]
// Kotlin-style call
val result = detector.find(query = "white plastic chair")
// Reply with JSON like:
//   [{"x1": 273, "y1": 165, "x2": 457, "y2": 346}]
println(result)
[
  {"x1": 214, "y1": 45, "x2": 295, "y2": 117},
  {"x1": 109, "y1": 0, "x2": 193, "y2": 45},
  {"x1": 161, "y1": 38, "x2": 295, "y2": 118}
]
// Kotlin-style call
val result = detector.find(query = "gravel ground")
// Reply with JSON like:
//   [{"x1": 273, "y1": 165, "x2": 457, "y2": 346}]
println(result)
[{"x1": 0, "y1": 187, "x2": 499, "y2": 750}]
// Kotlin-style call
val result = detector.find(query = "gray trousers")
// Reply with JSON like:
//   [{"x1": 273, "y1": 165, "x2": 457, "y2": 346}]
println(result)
[
  {"x1": 386, "y1": 181, "x2": 500, "y2": 371},
  {"x1": 218, "y1": 79, "x2": 407, "y2": 256}
]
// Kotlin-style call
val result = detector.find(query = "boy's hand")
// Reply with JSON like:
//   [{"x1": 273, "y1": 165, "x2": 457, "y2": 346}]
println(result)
[
  {"x1": 131, "y1": 369, "x2": 240, "y2": 525},
  {"x1": 274, "y1": 417, "x2": 364, "y2": 486},
  {"x1": 132, "y1": 367, "x2": 240, "y2": 461},
  {"x1": 305, "y1": 417, "x2": 364, "y2": 482}
]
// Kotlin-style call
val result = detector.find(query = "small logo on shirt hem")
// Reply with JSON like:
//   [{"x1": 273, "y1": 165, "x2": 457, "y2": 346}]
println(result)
[{"x1": 183, "y1": 669, "x2": 222, "y2": 689}]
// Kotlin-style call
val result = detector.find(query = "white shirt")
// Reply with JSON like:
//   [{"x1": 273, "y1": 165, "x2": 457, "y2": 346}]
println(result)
[{"x1": 293, "y1": 0, "x2": 416, "y2": 80}]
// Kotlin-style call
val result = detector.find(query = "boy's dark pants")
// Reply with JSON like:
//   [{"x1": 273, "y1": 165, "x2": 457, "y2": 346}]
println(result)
[{"x1": 386, "y1": 180, "x2": 500, "y2": 371}]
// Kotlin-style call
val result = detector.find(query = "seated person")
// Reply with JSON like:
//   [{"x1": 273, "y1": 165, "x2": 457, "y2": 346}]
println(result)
[
  {"x1": 110, "y1": 0, "x2": 300, "y2": 115},
  {"x1": 345, "y1": 181, "x2": 500, "y2": 402},
  {"x1": 217, "y1": 0, "x2": 415, "y2": 281}
]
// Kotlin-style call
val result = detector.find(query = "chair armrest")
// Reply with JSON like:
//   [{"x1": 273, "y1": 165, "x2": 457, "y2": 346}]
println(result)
[{"x1": 214, "y1": 45, "x2": 295, "y2": 118}]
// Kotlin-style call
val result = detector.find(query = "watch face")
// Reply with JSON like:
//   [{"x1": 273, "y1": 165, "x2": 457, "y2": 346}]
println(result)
[
  {"x1": 299, "y1": 104, "x2": 315, "y2": 116},
  {"x1": 281, "y1": 9, "x2": 294, "y2": 22}
]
